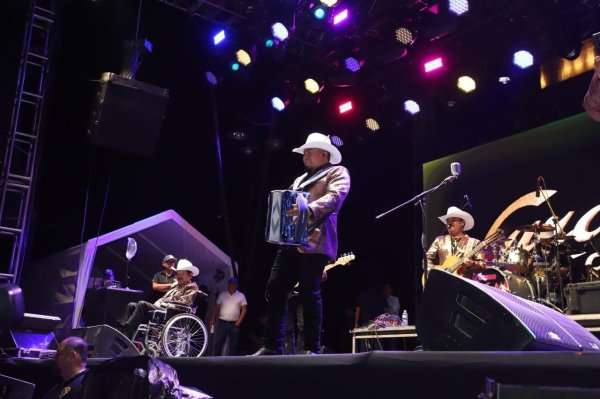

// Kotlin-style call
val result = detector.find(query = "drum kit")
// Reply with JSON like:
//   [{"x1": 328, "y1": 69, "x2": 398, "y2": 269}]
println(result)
[{"x1": 477, "y1": 223, "x2": 576, "y2": 311}]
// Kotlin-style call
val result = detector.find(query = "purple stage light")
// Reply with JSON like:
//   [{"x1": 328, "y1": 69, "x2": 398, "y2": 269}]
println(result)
[
  {"x1": 205, "y1": 71, "x2": 218, "y2": 86},
  {"x1": 333, "y1": 9, "x2": 348, "y2": 25},
  {"x1": 344, "y1": 57, "x2": 361, "y2": 72}
]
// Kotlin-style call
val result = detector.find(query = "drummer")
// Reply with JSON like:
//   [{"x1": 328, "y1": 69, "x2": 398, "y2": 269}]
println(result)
[{"x1": 426, "y1": 206, "x2": 487, "y2": 280}]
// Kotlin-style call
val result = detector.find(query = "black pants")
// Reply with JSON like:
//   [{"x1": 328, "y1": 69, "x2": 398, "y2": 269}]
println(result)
[
  {"x1": 265, "y1": 248, "x2": 328, "y2": 353},
  {"x1": 124, "y1": 300, "x2": 159, "y2": 338}
]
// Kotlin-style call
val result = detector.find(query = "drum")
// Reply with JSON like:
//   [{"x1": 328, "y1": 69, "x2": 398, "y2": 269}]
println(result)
[
  {"x1": 500, "y1": 247, "x2": 530, "y2": 274},
  {"x1": 475, "y1": 268, "x2": 535, "y2": 300},
  {"x1": 531, "y1": 267, "x2": 558, "y2": 299}
]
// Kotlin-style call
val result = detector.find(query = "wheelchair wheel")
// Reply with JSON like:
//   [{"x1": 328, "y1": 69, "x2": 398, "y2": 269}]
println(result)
[{"x1": 161, "y1": 313, "x2": 208, "y2": 357}]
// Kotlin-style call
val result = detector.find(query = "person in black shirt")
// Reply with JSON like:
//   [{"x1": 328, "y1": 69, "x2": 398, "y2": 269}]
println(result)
[
  {"x1": 148, "y1": 254, "x2": 178, "y2": 303},
  {"x1": 43, "y1": 336, "x2": 88, "y2": 399}
]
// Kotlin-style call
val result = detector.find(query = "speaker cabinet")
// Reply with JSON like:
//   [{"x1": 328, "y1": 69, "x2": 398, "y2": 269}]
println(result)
[
  {"x1": 87, "y1": 72, "x2": 169, "y2": 158},
  {"x1": 71, "y1": 325, "x2": 139, "y2": 358},
  {"x1": 417, "y1": 269, "x2": 600, "y2": 351}
]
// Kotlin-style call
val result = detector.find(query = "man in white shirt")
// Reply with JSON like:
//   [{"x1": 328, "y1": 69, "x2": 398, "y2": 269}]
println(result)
[{"x1": 210, "y1": 277, "x2": 248, "y2": 355}]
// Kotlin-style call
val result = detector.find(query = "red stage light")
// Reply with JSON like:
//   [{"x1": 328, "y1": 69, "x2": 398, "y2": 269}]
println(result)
[{"x1": 338, "y1": 101, "x2": 353, "y2": 114}]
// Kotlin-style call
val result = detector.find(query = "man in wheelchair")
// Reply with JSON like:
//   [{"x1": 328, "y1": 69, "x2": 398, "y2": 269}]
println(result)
[{"x1": 122, "y1": 259, "x2": 199, "y2": 339}]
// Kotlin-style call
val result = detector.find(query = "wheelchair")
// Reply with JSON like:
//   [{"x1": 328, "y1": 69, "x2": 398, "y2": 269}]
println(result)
[{"x1": 133, "y1": 301, "x2": 208, "y2": 357}]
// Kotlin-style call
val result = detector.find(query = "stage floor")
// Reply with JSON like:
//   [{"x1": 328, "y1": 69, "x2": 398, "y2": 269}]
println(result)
[{"x1": 3, "y1": 351, "x2": 600, "y2": 399}]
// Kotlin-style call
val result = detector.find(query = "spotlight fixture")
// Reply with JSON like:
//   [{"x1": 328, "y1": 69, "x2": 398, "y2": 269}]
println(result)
[
  {"x1": 265, "y1": 38, "x2": 275, "y2": 48},
  {"x1": 320, "y1": 0, "x2": 338, "y2": 7},
  {"x1": 205, "y1": 71, "x2": 218, "y2": 86},
  {"x1": 498, "y1": 76, "x2": 510, "y2": 85},
  {"x1": 230, "y1": 62, "x2": 240, "y2": 71},
  {"x1": 395, "y1": 27, "x2": 414, "y2": 45},
  {"x1": 448, "y1": 0, "x2": 469, "y2": 16},
  {"x1": 213, "y1": 30, "x2": 226, "y2": 46},
  {"x1": 338, "y1": 100, "x2": 353, "y2": 114},
  {"x1": 236, "y1": 49, "x2": 252, "y2": 66},
  {"x1": 304, "y1": 78, "x2": 320, "y2": 94},
  {"x1": 271, "y1": 22, "x2": 289, "y2": 41},
  {"x1": 404, "y1": 100, "x2": 420, "y2": 115},
  {"x1": 333, "y1": 9, "x2": 349, "y2": 25},
  {"x1": 457, "y1": 76, "x2": 476, "y2": 93},
  {"x1": 424, "y1": 57, "x2": 443, "y2": 73},
  {"x1": 330, "y1": 135, "x2": 344, "y2": 146},
  {"x1": 229, "y1": 131, "x2": 247, "y2": 140},
  {"x1": 271, "y1": 97, "x2": 288, "y2": 111},
  {"x1": 312, "y1": 5, "x2": 327, "y2": 20},
  {"x1": 365, "y1": 118, "x2": 380, "y2": 132},
  {"x1": 343, "y1": 57, "x2": 361, "y2": 72},
  {"x1": 513, "y1": 50, "x2": 534, "y2": 69}
]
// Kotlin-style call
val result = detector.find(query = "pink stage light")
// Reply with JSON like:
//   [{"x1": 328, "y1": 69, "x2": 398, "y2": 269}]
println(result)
[
  {"x1": 424, "y1": 57, "x2": 443, "y2": 73},
  {"x1": 333, "y1": 9, "x2": 348, "y2": 25},
  {"x1": 338, "y1": 101, "x2": 353, "y2": 114}
]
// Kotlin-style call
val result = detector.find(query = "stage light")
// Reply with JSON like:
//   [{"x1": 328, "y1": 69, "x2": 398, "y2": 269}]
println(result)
[
  {"x1": 338, "y1": 101, "x2": 353, "y2": 114},
  {"x1": 205, "y1": 71, "x2": 218, "y2": 86},
  {"x1": 424, "y1": 57, "x2": 443, "y2": 73},
  {"x1": 344, "y1": 57, "x2": 361, "y2": 72},
  {"x1": 404, "y1": 100, "x2": 420, "y2": 115},
  {"x1": 230, "y1": 62, "x2": 240, "y2": 71},
  {"x1": 271, "y1": 97, "x2": 287, "y2": 111},
  {"x1": 320, "y1": 0, "x2": 338, "y2": 7},
  {"x1": 448, "y1": 0, "x2": 469, "y2": 16},
  {"x1": 304, "y1": 78, "x2": 320, "y2": 94},
  {"x1": 265, "y1": 38, "x2": 275, "y2": 48},
  {"x1": 395, "y1": 27, "x2": 414, "y2": 45},
  {"x1": 498, "y1": 76, "x2": 510, "y2": 85},
  {"x1": 330, "y1": 136, "x2": 344, "y2": 146},
  {"x1": 333, "y1": 9, "x2": 348, "y2": 25},
  {"x1": 365, "y1": 118, "x2": 380, "y2": 132},
  {"x1": 213, "y1": 30, "x2": 226, "y2": 46},
  {"x1": 271, "y1": 23, "x2": 289, "y2": 41},
  {"x1": 513, "y1": 50, "x2": 534, "y2": 69},
  {"x1": 313, "y1": 5, "x2": 327, "y2": 20},
  {"x1": 236, "y1": 49, "x2": 252, "y2": 66},
  {"x1": 457, "y1": 76, "x2": 476, "y2": 93},
  {"x1": 229, "y1": 131, "x2": 247, "y2": 140}
]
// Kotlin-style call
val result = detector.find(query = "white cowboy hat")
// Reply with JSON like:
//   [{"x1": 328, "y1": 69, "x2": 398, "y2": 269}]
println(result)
[
  {"x1": 438, "y1": 206, "x2": 475, "y2": 231},
  {"x1": 292, "y1": 132, "x2": 342, "y2": 165},
  {"x1": 172, "y1": 259, "x2": 199, "y2": 277}
]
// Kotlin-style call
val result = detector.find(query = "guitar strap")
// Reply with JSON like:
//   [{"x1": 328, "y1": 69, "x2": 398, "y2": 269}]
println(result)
[{"x1": 293, "y1": 165, "x2": 336, "y2": 191}]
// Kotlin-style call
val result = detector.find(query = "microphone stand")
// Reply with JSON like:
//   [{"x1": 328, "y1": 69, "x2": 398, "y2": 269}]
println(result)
[
  {"x1": 376, "y1": 174, "x2": 458, "y2": 286},
  {"x1": 537, "y1": 177, "x2": 566, "y2": 310}
]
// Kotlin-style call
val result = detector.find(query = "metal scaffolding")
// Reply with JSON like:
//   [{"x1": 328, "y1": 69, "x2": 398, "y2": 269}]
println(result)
[{"x1": 0, "y1": 0, "x2": 56, "y2": 284}]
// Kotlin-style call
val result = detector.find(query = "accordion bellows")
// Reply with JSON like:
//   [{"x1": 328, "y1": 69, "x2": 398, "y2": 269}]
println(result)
[{"x1": 265, "y1": 190, "x2": 310, "y2": 245}]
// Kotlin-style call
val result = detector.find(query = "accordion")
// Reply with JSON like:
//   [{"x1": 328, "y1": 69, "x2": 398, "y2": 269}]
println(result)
[{"x1": 265, "y1": 190, "x2": 310, "y2": 245}]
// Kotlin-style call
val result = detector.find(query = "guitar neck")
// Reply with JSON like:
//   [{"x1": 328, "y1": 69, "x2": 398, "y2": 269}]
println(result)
[{"x1": 448, "y1": 233, "x2": 500, "y2": 273}]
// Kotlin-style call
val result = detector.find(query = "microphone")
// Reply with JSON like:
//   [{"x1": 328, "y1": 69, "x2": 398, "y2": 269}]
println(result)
[
  {"x1": 535, "y1": 176, "x2": 542, "y2": 198},
  {"x1": 443, "y1": 162, "x2": 462, "y2": 184},
  {"x1": 450, "y1": 162, "x2": 462, "y2": 177},
  {"x1": 463, "y1": 194, "x2": 473, "y2": 210}
]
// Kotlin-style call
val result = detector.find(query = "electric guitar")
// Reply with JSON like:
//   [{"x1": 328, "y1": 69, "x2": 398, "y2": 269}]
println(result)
[
  {"x1": 293, "y1": 252, "x2": 355, "y2": 288},
  {"x1": 423, "y1": 229, "x2": 504, "y2": 285}
]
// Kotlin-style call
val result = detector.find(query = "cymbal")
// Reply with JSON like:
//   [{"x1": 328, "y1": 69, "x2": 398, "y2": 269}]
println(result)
[
  {"x1": 539, "y1": 234, "x2": 575, "y2": 244},
  {"x1": 517, "y1": 223, "x2": 554, "y2": 233}
]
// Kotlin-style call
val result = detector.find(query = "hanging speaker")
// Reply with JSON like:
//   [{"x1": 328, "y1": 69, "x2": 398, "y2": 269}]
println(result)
[
  {"x1": 70, "y1": 325, "x2": 139, "y2": 358},
  {"x1": 87, "y1": 72, "x2": 169, "y2": 158},
  {"x1": 417, "y1": 269, "x2": 600, "y2": 351}
]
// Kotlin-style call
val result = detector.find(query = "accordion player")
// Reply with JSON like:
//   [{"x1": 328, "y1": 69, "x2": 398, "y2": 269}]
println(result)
[{"x1": 265, "y1": 190, "x2": 310, "y2": 245}]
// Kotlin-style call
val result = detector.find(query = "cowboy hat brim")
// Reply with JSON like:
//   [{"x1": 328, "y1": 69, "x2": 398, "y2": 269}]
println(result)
[
  {"x1": 173, "y1": 264, "x2": 200, "y2": 277},
  {"x1": 292, "y1": 142, "x2": 342, "y2": 165},
  {"x1": 438, "y1": 207, "x2": 475, "y2": 231}
]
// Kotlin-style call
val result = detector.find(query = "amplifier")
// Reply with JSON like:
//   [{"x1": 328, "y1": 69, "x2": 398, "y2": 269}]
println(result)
[{"x1": 566, "y1": 282, "x2": 600, "y2": 314}]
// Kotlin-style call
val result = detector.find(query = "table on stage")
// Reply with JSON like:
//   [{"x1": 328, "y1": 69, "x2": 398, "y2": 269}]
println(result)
[{"x1": 350, "y1": 325, "x2": 418, "y2": 353}]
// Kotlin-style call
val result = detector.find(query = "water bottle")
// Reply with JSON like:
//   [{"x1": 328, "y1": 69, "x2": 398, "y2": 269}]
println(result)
[{"x1": 401, "y1": 310, "x2": 408, "y2": 326}]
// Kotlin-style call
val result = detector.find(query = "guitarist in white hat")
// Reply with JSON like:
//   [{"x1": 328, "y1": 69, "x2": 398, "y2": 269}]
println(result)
[{"x1": 425, "y1": 206, "x2": 486, "y2": 281}]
